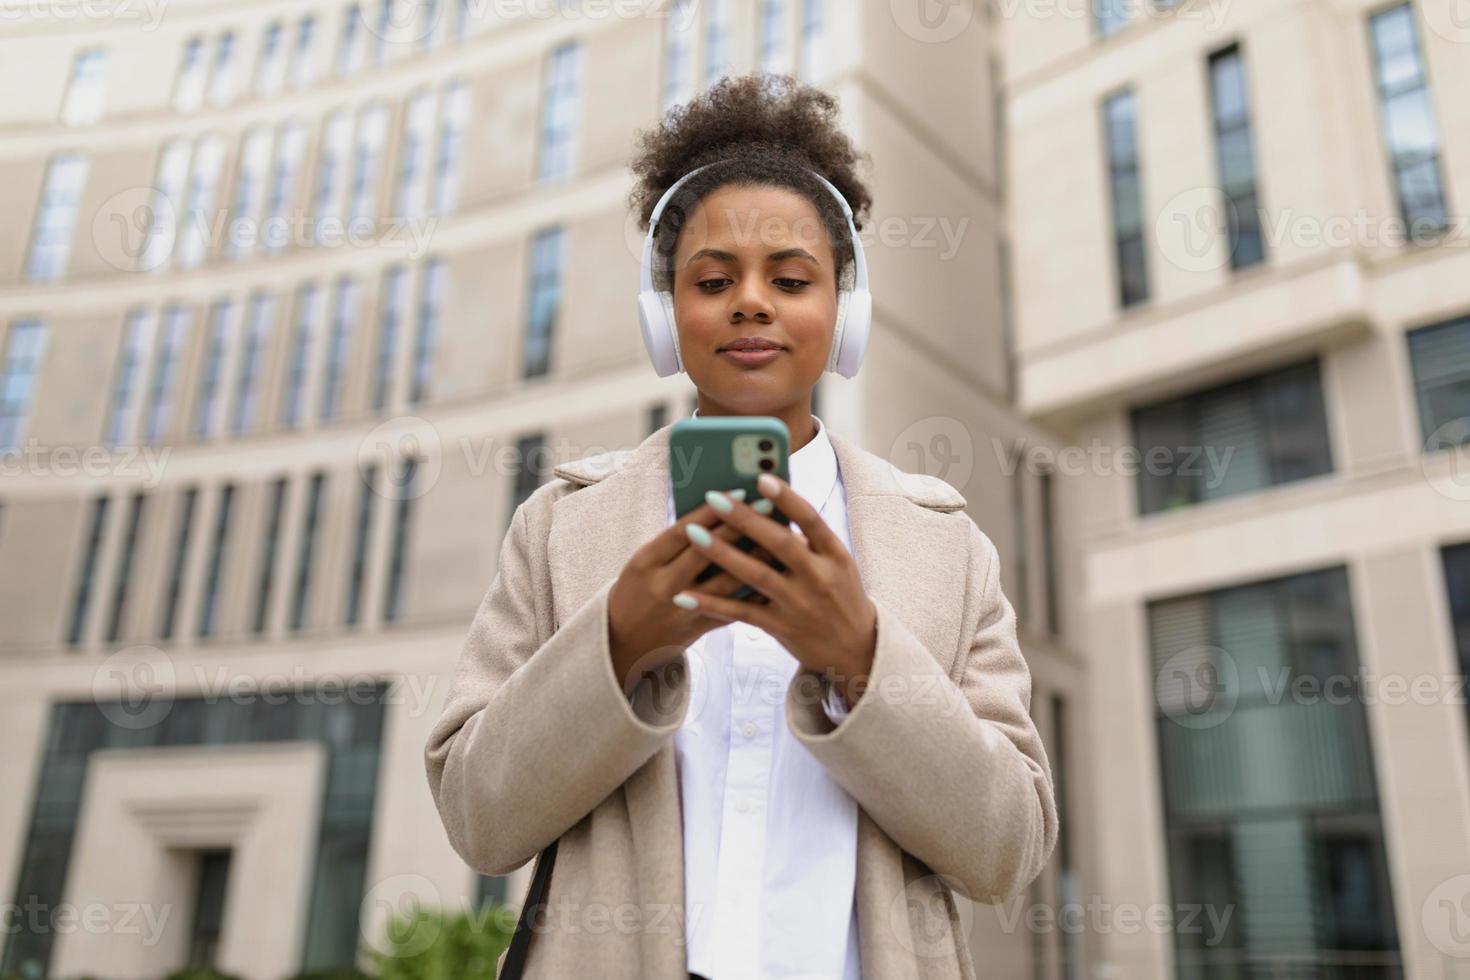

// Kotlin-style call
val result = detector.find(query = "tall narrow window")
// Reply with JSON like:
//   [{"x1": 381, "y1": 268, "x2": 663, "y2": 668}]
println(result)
[
  {"x1": 797, "y1": 0, "x2": 825, "y2": 81},
  {"x1": 143, "y1": 305, "x2": 190, "y2": 444},
  {"x1": 383, "y1": 456, "x2": 418, "y2": 624},
  {"x1": 454, "y1": 0, "x2": 472, "y2": 41},
  {"x1": 1095, "y1": 0, "x2": 1128, "y2": 36},
  {"x1": 106, "y1": 311, "x2": 155, "y2": 447},
  {"x1": 348, "y1": 102, "x2": 389, "y2": 228},
  {"x1": 373, "y1": 266, "x2": 410, "y2": 411},
  {"x1": 1103, "y1": 89, "x2": 1148, "y2": 308},
  {"x1": 537, "y1": 42, "x2": 582, "y2": 182},
  {"x1": 394, "y1": 88, "x2": 436, "y2": 219},
  {"x1": 320, "y1": 277, "x2": 358, "y2": 422},
  {"x1": 61, "y1": 49, "x2": 109, "y2": 125},
  {"x1": 254, "y1": 21, "x2": 287, "y2": 96},
  {"x1": 1406, "y1": 314, "x2": 1470, "y2": 447},
  {"x1": 0, "y1": 319, "x2": 48, "y2": 453},
  {"x1": 337, "y1": 3, "x2": 367, "y2": 76},
  {"x1": 509, "y1": 433, "x2": 545, "y2": 527},
  {"x1": 176, "y1": 135, "x2": 227, "y2": 269},
  {"x1": 522, "y1": 227, "x2": 563, "y2": 379},
  {"x1": 759, "y1": 0, "x2": 788, "y2": 75},
  {"x1": 282, "y1": 284, "x2": 324, "y2": 429},
  {"x1": 1010, "y1": 469, "x2": 1029, "y2": 627},
  {"x1": 194, "y1": 299, "x2": 236, "y2": 440},
  {"x1": 263, "y1": 121, "x2": 307, "y2": 254},
  {"x1": 312, "y1": 110, "x2": 353, "y2": 243},
  {"x1": 198, "y1": 484, "x2": 237, "y2": 639},
  {"x1": 418, "y1": 0, "x2": 443, "y2": 50},
  {"x1": 1039, "y1": 467, "x2": 1058, "y2": 636},
  {"x1": 663, "y1": 0, "x2": 696, "y2": 111},
  {"x1": 26, "y1": 153, "x2": 90, "y2": 281},
  {"x1": 1369, "y1": 3, "x2": 1448, "y2": 239},
  {"x1": 207, "y1": 31, "x2": 240, "y2": 107},
  {"x1": 253, "y1": 476, "x2": 289, "y2": 633},
  {"x1": 159, "y1": 487, "x2": 199, "y2": 641},
  {"x1": 173, "y1": 36, "x2": 208, "y2": 112},
  {"x1": 232, "y1": 292, "x2": 275, "y2": 436},
  {"x1": 104, "y1": 492, "x2": 147, "y2": 643},
  {"x1": 345, "y1": 465, "x2": 378, "y2": 626},
  {"x1": 410, "y1": 259, "x2": 444, "y2": 404},
  {"x1": 289, "y1": 15, "x2": 318, "y2": 88},
  {"x1": 229, "y1": 127, "x2": 274, "y2": 259},
  {"x1": 142, "y1": 140, "x2": 192, "y2": 273},
  {"x1": 290, "y1": 472, "x2": 327, "y2": 631},
  {"x1": 1209, "y1": 45, "x2": 1265, "y2": 269},
  {"x1": 1443, "y1": 543, "x2": 1470, "y2": 733},
  {"x1": 703, "y1": 0, "x2": 733, "y2": 87},
  {"x1": 647, "y1": 402, "x2": 668, "y2": 436},
  {"x1": 371, "y1": 0, "x2": 393, "y2": 65},
  {"x1": 432, "y1": 80, "x2": 470, "y2": 215},
  {"x1": 66, "y1": 496, "x2": 111, "y2": 647}
]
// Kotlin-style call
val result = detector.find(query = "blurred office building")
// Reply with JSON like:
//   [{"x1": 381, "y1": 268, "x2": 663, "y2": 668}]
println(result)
[{"x1": 0, "y1": 1, "x2": 1466, "y2": 979}]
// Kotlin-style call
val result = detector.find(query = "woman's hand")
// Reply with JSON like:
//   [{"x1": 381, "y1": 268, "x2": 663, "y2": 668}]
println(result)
[
  {"x1": 606, "y1": 491, "x2": 780, "y2": 692},
  {"x1": 674, "y1": 473, "x2": 877, "y2": 709}
]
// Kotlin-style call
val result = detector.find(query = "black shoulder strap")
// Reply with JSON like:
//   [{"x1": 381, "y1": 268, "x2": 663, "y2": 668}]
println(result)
[{"x1": 498, "y1": 839, "x2": 559, "y2": 979}]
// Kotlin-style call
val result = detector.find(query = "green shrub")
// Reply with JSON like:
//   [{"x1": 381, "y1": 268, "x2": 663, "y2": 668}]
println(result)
[{"x1": 366, "y1": 904, "x2": 516, "y2": 980}]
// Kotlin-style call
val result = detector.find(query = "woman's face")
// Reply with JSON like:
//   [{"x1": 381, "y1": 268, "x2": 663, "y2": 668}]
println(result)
[{"x1": 670, "y1": 184, "x2": 838, "y2": 415}]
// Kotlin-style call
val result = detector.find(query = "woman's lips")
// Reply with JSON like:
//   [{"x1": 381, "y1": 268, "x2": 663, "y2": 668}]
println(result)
[{"x1": 719, "y1": 348, "x2": 784, "y2": 366}]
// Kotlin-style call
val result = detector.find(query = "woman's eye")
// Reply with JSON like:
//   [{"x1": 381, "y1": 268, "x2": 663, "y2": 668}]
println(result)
[
  {"x1": 695, "y1": 277, "x2": 809, "y2": 292},
  {"x1": 696, "y1": 278, "x2": 732, "y2": 292},
  {"x1": 774, "y1": 278, "x2": 809, "y2": 289}
]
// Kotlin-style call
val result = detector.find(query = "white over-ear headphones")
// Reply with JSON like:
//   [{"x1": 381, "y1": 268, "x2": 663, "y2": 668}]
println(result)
[{"x1": 635, "y1": 161, "x2": 872, "y2": 379}]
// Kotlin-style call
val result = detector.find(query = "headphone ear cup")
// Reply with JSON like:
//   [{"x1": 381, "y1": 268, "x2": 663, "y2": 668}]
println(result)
[
  {"x1": 658, "y1": 291, "x2": 682, "y2": 373},
  {"x1": 827, "y1": 289, "x2": 851, "y2": 375},
  {"x1": 637, "y1": 289, "x2": 681, "y2": 377},
  {"x1": 832, "y1": 289, "x2": 871, "y2": 379}
]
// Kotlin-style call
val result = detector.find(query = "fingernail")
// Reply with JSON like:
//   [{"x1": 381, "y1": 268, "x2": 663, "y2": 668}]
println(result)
[
  {"x1": 672, "y1": 592, "x2": 699, "y2": 610},
  {"x1": 686, "y1": 523, "x2": 713, "y2": 547},
  {"x1": 705, "y1": 490, "x2": 733, "y2": 513},
  {"x1": 757, "y1": 473, "x2": 781, "y2": 496},
  {"x1": 728, "y1": 488, "x2": 747, "y2": 500},
  {"x1": 752, "y1": 499, "x2": 774, "y2": 515}
]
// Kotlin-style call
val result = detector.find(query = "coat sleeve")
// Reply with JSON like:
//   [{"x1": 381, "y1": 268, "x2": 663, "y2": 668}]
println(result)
[
  {"x1": 424, "y1": 495, "x2": 692, "y2": 877},
  {"x1": 784, "y1": 518, "x2": 1058, "y2": 904}
]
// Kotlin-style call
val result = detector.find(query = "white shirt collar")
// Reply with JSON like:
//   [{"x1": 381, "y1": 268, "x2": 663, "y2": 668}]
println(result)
[{"x1": 689, "y1": 409, "x2": 840, "y2": 515}]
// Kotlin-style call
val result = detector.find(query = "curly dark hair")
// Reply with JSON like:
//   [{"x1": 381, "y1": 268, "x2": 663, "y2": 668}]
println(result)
[{"x1": 625, "y1": 73, "x2": 874, "y2": 295}]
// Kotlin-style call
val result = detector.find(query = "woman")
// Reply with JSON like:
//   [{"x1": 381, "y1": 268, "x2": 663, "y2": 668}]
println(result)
[{"x1": 425, "y1": 74, "x2": 1057, "y2": 980}]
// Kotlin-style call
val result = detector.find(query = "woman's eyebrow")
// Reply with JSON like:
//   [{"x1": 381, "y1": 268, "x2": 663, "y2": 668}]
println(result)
[{"x1": 683, "y1": 247, "x2": 821, "y2": 266}]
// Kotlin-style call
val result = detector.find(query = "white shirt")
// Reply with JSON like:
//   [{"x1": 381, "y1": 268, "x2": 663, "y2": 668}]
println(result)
[{"x1": 663, "y1": 411, "x2": 862, "y2": 980}]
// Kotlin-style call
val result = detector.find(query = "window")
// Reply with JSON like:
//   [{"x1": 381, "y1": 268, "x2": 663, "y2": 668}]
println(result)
[
  {"x1": 647, "y1": 402, "x2": 668, "y2": 436},
  {"x1": 337, "y1": 3, "x2": 367, "y2": 76},
  {"x1": 759, "y1": 0, "x2": 788, "y2": 74},
  {"x1": 0, "y1": 319, "x2": 48, "y2": 453},
  {"x1": 175, "y1": 135, "x2": 227, "y2": 269},
  {"x1": 453, "y1": 0, "x2": 472, "y2": 41},
  {"x1": 1095, "y1": 0, "x2": 1128, "y2": 36},
  {"x1": 263, "y1": 121, "x2": 307, "y2": 254},
  {"x1": 61, "y1": 49, "x2": 109, "y2": 124},
  {"x1": 198, "y1": 484, "x2": 236, "y2": 638},
  {"x1": 1369, "y1": 3, "x2": 1448, "y2": 239},
  {"x1": 232, "y1": 292, "x2": 275, "y2": 436},
  {"x1": 228, "y1": 127, "x2": 274, "y2": 260},
  {"x1": 797, "y1": 0, "x2": 824, "y2": 81},
  {"x1": 1149, "y1": 567, "x2": 1400, "y2": 977},
  {"x1": 254, "y1": 21, "x2": 287, "y2": 96},
  {"x1": 282, "y1": 284, "x2": 324, "y2": 429},
  {"x1": 509, "y1": 433, "x2": 545, "y2": 526},
  {"x1": 348, "y1": 102, "x2": 389, "y2": 228},
  {"x1": 1443, "y1": 543, "x2": 1470, "y2": 733},
  {"x1": 394, "y1": 88, "x2": 435, "y2": 219},
  {"x1": 253, "y1": 477, "x2": 289, "y2": 633},
  {"x1": 522, "y1": 227, "x2": 564, "y2": 379},
  {"x1": 312, "y1": 110, "x2": 353, "y2": 243},
  {"x1": 410, "y1": 259, "x2": 444, "y2": 404},
  {"x1": 1103, "y1": 90, "x2": 1148, "y2": 308},
  {"x1": 194, "y1": 299, "x2": 236, "y2": 440},
  {"x1": 663, "y1": 0, "x2": 696, "y2": 111},
  {"x1": 373, "y1": 266, "x2": 410, "y2": 411},
  {"x1": 159, "y1": 487, "x2": 199, "y2": 641},
  {"x1": 371, "y1": 0, "x2": 393, "y2": 65},
  {"x1": 320, "y1": 278, "x2": 358, "y2": 422},
  {"x1": 104, "y1": 492, "x2": 147, "y2": 643},
  {"x1": 105, "y1": 311, "x2": 154, "y2": 447},
  {"x1": 1209, "y1": 45, "x2": 1265, "y2": 269},
  {"x1": 345, "y1": 465, "x2": 378, "y2": 626},
  {"x1": 207, "y1": 31, "x2": 240, "y2": 107},
  {"x1": 1010, "y1": 469, "x2": 1029, "y2": 627},
  {"x1": 143, "y1": 304, "x2": 190, "y2": 444},
  {"x1": 26, "y1": 153, "x2": 90, "y2": 281},
  {"x1": 291, "y1": 472, "x2": 327, "y2": 631},
  {"x1": 383, "y1": 456, "x2": 418, "y2": 624},
  {"x1": 537, "y1": 42, "x2": 582, "y2": 182},
  {"x1": 1132, "y1": 359, "x2": 1333, "y2": 514},
  {"x1": 1406, "y1": 314, "x2": 1470, "y2": 448},
  {"x1": 142, "y1": 141, "x2": 192, "y2": 272},
  {"x1": 703, "y1": 0, "x2": 733, "y2": 87},
  {"x1": 1039, "y1": 466, "x2": 1057, "y2": 635},
  {"x1": 432, "y1": 79, "x2": 471, "y2": 215},
  {"x1": 289, "y1": 15, "x2": 318, "y2": 88},
  {"x1": 174, "y1": 36, "x2": 208, "y2": 112},
  {"x1": 418, "y1": 0, "x2": 443, "y2": 50},
  {"x1": 66, "y1": 496, "x2": 111, "y2": 646}
]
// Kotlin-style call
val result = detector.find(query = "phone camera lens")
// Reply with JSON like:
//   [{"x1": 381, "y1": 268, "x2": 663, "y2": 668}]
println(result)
[
  {"x1": 759, "y1": 439, "x2": 773, "y2": 452},
  {"x1": 759, "y1": 458, "x2": 774, "y2": 471}
]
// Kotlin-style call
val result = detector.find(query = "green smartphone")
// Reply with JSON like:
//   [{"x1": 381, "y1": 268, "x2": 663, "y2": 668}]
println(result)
[{"x1": 670, "y1": 416, "x2": 791, "y2": 601}]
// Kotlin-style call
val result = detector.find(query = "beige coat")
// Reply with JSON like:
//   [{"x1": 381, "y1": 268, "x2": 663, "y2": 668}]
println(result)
[{"x1": 424, "y1": 421, "x2": 1058, "y2": 979}]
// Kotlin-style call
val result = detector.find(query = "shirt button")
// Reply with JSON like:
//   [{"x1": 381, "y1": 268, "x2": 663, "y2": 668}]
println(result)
[
  {"x1": 735, "y1": 798, "x2": 752, "y2": 814},
  {"x1": 741, "y1": 721, "x2": 757, "y2": 738}
]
